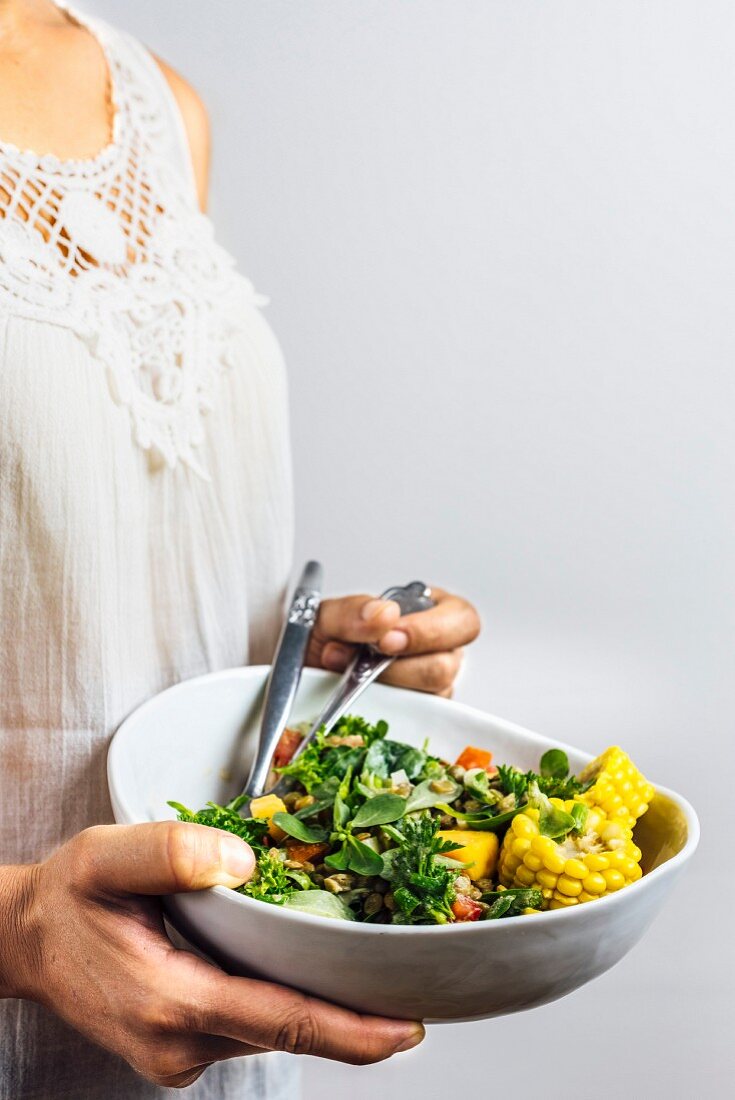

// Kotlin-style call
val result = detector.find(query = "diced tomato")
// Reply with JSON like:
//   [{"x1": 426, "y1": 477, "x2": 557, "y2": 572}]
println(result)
[
  {"x1": 273, "y1": 727, "x2": 304, "y2": 768},
  {"x1": 285, "y1": 841, "x2": 328, "y2": 865},
  {"x1": 451, "y1": 896, "x2": 484, "y2": 922},
  {"x1": 455, "y1": 745, "x2": 494, "y2": 773}
]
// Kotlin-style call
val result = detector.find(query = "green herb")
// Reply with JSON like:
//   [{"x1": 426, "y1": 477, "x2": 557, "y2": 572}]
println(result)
[
  {"x1": 481, "y1": 887, "x2": 543, "y2": 918},
  {"x1": 240, "y1": 849, "x2": 293, "y2": 904},
  {"x1": 390, "y1": 815, "x2": 458, "y2": 925},
  {"x1": 167, "y1": 799, "x2": 269, "y2": 851},
  {"x1": 435, "y1": 802, "x2": 524, "y2": 832},
  {"x1": 496, "y1": 756, "x2": 591, "y2": 802}
]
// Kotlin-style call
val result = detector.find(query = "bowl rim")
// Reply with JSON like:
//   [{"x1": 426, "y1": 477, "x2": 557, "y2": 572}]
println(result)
[{"x1": 109, "y1": 665, "x2": 701, "y2": 937}]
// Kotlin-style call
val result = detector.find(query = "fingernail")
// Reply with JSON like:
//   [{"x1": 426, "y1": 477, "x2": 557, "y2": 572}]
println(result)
[
  {"x1": 218, "y1": 835, "x2": 255, "y2": 884},
  {"x1": 360, "y1": 599, "x2": 398, "y2": 622},
  {"x1": 394, "y1": 1025, "x2": 425, "y2": 1053},
  {"x1": 380, "y1": 629, "x2": 409, "y2": 653}
]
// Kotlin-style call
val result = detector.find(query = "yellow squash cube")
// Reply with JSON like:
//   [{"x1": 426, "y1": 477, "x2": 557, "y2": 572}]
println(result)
[
  {"x1": 438, "y1": 829, "x2": 499, "y2": 881},
  {"x1": 249, "y1": 793, "x2": 288, "y2": 840}
]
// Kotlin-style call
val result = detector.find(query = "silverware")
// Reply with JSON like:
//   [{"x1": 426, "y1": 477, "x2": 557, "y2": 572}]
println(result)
[
  {"x1": 240, "y1": 560, "x2": 323, "y2": 804},
  {"x1": 267, "y1": 580, "x2": 435, "y2": 794}
]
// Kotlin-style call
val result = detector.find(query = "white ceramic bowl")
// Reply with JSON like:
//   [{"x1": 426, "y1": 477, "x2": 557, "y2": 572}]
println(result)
[{"x1": 108, "y1": 667, "x2": 698, "y2": 1022}]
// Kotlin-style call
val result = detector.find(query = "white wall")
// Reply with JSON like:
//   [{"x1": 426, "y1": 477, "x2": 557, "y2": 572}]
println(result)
[{"x1": 90, "y1": 2, "x2": 733, "y2": 1095}]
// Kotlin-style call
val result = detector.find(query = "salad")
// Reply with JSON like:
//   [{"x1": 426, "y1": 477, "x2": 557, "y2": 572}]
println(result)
[{"x1": 170, "y1": 716, "x2": 654, "y2": 924}]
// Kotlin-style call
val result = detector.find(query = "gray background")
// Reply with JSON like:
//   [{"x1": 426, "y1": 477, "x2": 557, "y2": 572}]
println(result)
[{"x1": 90, "y1": 1, "x2": 732, "y2": 1095}]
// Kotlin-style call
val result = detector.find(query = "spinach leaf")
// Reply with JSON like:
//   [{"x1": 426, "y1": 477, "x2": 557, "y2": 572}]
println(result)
[{"x1": 362, "y1": 739, "x2": 427, "y2": 782}]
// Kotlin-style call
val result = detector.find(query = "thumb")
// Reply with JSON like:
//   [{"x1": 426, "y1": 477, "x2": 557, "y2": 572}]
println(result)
[{"x1": 72, "y1": 822, "x2": 256, "y2": 896}]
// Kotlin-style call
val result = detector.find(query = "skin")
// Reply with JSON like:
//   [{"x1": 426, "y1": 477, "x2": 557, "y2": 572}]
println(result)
[{"x1": 0, "y1": 0, "x2": 481, "y2": 1086}]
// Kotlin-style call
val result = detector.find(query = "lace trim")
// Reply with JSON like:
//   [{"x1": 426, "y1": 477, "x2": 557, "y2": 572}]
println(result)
[{"x1": 0, "y1": 7, "x2": 264, "y2": 478}]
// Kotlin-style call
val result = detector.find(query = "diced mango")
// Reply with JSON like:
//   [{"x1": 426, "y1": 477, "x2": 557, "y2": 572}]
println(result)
[
  {"x1": 250, "y1": 794, "x2": 288, "y2": 839},
  {"x1": 439, "y1": 829, "x2": 499, "y2": 882}
]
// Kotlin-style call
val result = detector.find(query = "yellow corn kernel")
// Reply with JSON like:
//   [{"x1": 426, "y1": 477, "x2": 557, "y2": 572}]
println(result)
[
  {"x1": 530, "y1": 835, "x2": 556, "y2": 858},
  {"x1": 582, "y1": 872, "x2": 607, "y2": 895},
  {"x1": 523, "y1": 852, "x2": 543, "y2": 872},
  {"x1": 549, "y1": 893, "x2": 578, "y2": 908},
  {"x1": 556, "y1": 874, "x2": 583, "y2": 897},
  {"x1": 585, "y1": 853, "x2": 610, "y2": 872},
  {"x1": 512, "y1": 837, "x2": 532, "y2": 859},
  {"x1": 563, "y1": 858, "x2": 588, "y2": 880},
  {"x1": 515, "y1": 864, "x2": 537, "y2": 887},
  {"x1": 602, "y1": 868, "x2": 626, "y2": 891},
  {"x1": 513, "y1": 814, "x2": 538, "y2": 839},
  {"x1": 536, "y1": 869, "x2": 559, "y2": 891},
  {"x1": 542, "y1": 849, "x2": 566, "y2": 874}
]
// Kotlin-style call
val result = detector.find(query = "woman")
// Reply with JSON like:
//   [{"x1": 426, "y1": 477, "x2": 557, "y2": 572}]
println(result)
[{"x1": 0, "y1": 2, "x2": 480, "y2": 1097}]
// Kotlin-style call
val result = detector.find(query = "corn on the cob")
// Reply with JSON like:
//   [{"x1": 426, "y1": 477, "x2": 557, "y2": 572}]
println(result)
[
  {"x1": 498, "y1": 803, "x2": 643, "y2": 909},
  {"x1": 578, "y1": 746, "x2": 655, "y2": 830}
]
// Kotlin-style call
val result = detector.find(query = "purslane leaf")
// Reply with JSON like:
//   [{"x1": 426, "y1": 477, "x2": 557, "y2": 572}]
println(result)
[
  {"x1": 271, "y1": 812, "x2": 327, "y2": 844},
  {"x1": 351, "y1": 792, "x2": 407, "y2": 828}
]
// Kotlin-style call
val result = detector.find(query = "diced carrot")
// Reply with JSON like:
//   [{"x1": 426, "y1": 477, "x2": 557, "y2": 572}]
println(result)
[
  {"x1": 451, "y1": 896, "x2": 484, "y2": 922},
  {"x1": 273, "y1": 727, "x2": 304, "y2": 768},
  {"x1": 285, "y1": 841, "x2": 329, "y2": 865},
  {"x1": 455, "y1": 745, "x2": 493, "y2": 772}
]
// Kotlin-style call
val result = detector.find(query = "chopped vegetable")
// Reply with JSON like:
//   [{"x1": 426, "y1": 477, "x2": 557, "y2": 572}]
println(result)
[
  {"x1": 456, "y1": 745, "x2": 494, "y2": 773},
  {"x1": 438, "y1": 830, "x2": 499, "y2": 882},
  {"x1": 249, "y1": 793, "x2": 289, "y2": 839},
  {"x1": 273, "y1": 727, "x2": 304, "y2": 768},
  {"x1": 451, "y1": 895, "x2": 484, "y2": 922}
]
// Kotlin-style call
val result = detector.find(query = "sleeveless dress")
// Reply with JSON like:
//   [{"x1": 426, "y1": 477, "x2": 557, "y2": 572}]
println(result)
[{"x1": 0, "y1": 6, "x2": 296, "y2": 1097}]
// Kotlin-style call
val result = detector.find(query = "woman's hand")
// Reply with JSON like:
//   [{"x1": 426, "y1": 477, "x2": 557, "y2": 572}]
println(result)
[
  {"x1": 308, "y1": 587, "x2": 481, "y2": 697},
  {"x1": 0, "y1": 823, "x2": 423, "y2": 1088}
]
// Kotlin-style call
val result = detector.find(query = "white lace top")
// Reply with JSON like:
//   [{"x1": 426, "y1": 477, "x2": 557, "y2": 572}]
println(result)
[{"x1": 0, "y1": 7, "x2": 294, "y2": 1098}]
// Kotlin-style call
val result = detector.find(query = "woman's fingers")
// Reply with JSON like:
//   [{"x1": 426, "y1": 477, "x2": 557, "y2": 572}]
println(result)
[
  {"x1": 197, "y1": 971, "x2": 425, "y2": 1066},
  {"x1": 378, "y1": 649, "x2": 464, "y2": 694},
  {"x1": 376, "y1": 589, "x2": 481, "y2": 657}
]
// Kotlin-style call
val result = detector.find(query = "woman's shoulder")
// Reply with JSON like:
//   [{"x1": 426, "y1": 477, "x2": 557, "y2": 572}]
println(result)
[{"x1": 151, "y1": 56, "x2": 210, "y2": 213}]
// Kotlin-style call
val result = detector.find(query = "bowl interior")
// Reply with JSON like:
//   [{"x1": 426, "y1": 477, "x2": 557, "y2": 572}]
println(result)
[{"x1": 109, "y1": 666, "x2": 693, "y2": 877}]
